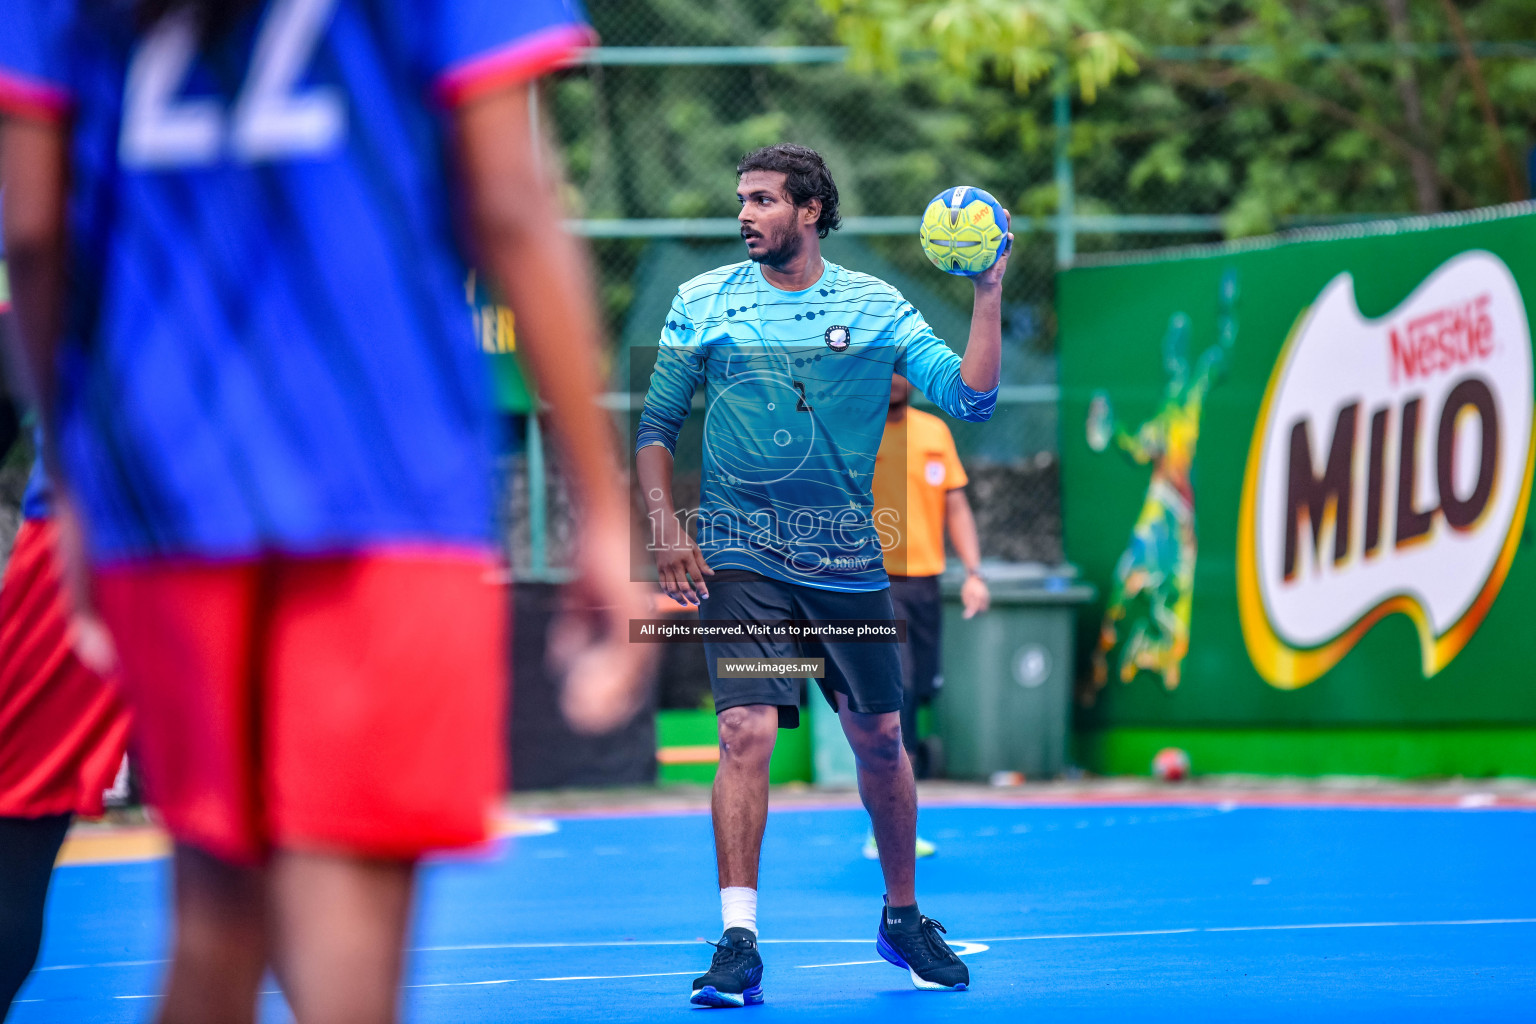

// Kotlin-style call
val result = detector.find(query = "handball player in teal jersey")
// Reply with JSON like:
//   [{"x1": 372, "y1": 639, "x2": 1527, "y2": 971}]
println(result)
[{"x1": 635, "y1": 144, "x2": 1011, "y2": 1005}]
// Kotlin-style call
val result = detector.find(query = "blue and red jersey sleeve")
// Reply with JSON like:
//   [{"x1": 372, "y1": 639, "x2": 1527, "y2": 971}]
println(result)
[
  {"x1": 0, "y1": 0, "x2": 74, "y2": 122},
  {"x1": 429, "y1": 0, "x2": 596, "y2": 108}
]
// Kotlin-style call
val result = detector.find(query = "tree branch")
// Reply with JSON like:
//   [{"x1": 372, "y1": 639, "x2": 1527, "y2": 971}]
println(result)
[
  {"x1": 1154, "y1": 59, "x2": 1477, "y2": 208},
  {"x1": 1435, "y1": 0, "x2": 1524, "y2": 201},
  {"x1": 1382, "y1": 0, "x2": 1441, "y2": 212},
  {"x1": 1431, "y1": 63, "x2": 1464, "y2": 151}
]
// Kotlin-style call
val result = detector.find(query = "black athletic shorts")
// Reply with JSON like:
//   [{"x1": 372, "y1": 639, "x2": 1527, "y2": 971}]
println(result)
[
  {"x1": 888, "y1": 574, "x2": 943, "y2": 757},
  {"x1": 888, "y1": 575, "x2": 943, "y2": 704},
  {"x1": 700, "y1": 570, "x2": 903, "y2": 728}
]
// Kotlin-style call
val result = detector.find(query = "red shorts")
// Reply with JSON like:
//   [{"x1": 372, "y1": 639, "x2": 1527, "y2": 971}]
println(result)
[
  {"x1": 0, "y1": 519, "x2": 131, "y2": 818},
  {"x1": 95, "y1": 549, "x2": 506, "y2": 866}
]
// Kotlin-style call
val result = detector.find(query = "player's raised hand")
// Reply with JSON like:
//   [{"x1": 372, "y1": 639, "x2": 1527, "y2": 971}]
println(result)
[
  {"x1": 974, "y1": 209, "x2": 1012, "y2": 290},
  {"x1": 551, "y1": 518, "x2": 657, "y2": 736}
]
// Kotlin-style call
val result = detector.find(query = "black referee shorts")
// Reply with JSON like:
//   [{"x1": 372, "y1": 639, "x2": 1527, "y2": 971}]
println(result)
[
  {"x1": 888, "y1": 574, "x2": 944, "y2": 756},
  {"x1": 700, "y1": 570, "x2": 902, "y2": 728},
  {"x1": 888, "y1": 574, "x2": 944, "y2": 703}
]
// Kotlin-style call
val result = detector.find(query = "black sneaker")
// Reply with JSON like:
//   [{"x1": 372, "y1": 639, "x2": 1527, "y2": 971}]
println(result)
[
  {"x1": 876, "y1": 906, "x2": 970, "y2": 991},
  {"x1": 690, "y1": 927, "x2": 764, "y2": 1008}
]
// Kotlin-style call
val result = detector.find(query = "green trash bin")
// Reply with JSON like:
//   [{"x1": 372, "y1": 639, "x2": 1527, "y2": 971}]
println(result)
[{"x1": 931, "y1": 564, "x2": 1095, "y2": 780}]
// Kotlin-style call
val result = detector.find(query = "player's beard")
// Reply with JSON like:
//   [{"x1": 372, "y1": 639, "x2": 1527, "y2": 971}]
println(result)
[{"x1": 745, "y1": 223, "x2": 803, "y2": 269}]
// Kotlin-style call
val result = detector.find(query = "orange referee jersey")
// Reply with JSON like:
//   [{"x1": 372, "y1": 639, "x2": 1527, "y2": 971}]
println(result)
[{"x1": 872, "y1": 407, "x2": 968, "y2": 578}]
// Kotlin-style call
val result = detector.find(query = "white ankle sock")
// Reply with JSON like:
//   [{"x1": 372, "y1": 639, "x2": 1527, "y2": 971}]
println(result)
[{"x1": 720, "y1": 887, "x2": 758, "y2": 934}]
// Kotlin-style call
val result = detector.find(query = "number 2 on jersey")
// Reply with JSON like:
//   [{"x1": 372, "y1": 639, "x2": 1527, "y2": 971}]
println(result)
[{"x1": 120, "y1": 0, "x2": 345, "y2": 168}]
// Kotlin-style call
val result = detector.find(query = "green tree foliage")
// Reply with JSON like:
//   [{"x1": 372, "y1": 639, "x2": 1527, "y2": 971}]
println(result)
[
  {"x1": 827, "y1": 0, "x2": 1536, "y2": 236},
  {"x1": 551, "y1": 0, "x2": 1069, "y2": 340},
  {"x1": 552, "y1": 1, "x2": 1535, "y2": 344},
  {"x1": 558, "y1": 1, "x2": 1039, "y2": 222},
  {"x1": 823, "y1": 0, "x2": 1140, "y2": 100}
]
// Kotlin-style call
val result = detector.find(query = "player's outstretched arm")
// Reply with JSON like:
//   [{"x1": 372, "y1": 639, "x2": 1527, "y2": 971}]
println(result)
[
  {"x1": 959, "y1": 216, "x2": 1013, "y2": 393},
  {"x1": 1116, "y1": 422, "x2": 1161, "y2": 465},
  {"x1": 1088, "y1": 392, "x2": 1157, "y2": 465},
  {"x1": 454, "y1": 85, "x2": 653, "y2": 736}
]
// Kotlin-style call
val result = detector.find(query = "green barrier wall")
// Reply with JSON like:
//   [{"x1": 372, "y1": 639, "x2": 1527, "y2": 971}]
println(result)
[
  {"x1": 1059, "y1": 206, "x2": 1536, "y2": 776},
  {"x1": 656, "y1": 709, "x2": 813, "y2": 785}
]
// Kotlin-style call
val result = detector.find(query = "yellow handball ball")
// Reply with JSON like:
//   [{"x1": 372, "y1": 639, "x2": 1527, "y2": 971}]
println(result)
[{"x1": 918, "y1": 186, "x2": 1010, "y2": 277}]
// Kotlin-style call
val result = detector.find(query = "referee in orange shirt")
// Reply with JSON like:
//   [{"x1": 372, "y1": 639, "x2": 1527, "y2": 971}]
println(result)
[{"x1": 872, "y1": 374, "x2": 990, "y2": 783}]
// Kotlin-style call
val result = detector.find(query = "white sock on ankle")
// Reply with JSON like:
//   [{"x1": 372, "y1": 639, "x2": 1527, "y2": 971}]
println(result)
[{"x1": 720, "y1": 886, "x2": 758, "y2": 934}]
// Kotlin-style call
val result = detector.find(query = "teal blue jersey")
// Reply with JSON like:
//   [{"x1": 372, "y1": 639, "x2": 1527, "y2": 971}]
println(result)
[{"x1": 635, "y1": 259, "x2": 997, "y2": 592}]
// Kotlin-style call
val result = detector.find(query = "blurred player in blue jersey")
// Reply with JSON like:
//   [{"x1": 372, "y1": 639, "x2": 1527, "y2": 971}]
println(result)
[
  {"x1": 635, "y1": 143, "x2": 1010, "y2": 1004},
  {"x1": 0, "y1": 2, "x2": 649, "y2": 1022}
]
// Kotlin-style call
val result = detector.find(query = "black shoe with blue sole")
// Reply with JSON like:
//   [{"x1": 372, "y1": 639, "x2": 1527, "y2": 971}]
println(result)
[
  {"x1": 691, "y1": 927, "x2": 764, "y2": 1007},
  {"x1": 876, "y1": 906, "x2": 970, "y2": 991}
]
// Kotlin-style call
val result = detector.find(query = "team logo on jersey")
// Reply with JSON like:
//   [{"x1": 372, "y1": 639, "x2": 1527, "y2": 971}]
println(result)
[{"x1": 824, "y1": 325, "x2": 851, "y2": 352}]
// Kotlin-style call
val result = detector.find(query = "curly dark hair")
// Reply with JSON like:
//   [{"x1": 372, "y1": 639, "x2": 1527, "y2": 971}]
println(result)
[{"x1": 736, "y1": 144, "x2": 842, "y2": 239}]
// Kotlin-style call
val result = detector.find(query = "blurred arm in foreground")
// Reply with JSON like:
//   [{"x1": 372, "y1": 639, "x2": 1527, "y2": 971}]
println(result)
[
  {"x1": 454, "y1": 86, "x2": 653, "y2": 735},
  {"x1": 0, "y1": 117, "x2": 65, "y2": 453},
  {"x1": 0, "y1": 114, "x2": 116, "y2": 674}
]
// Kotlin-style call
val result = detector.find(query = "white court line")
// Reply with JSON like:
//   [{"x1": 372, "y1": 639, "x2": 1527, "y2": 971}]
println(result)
[
  {"x1": 947, "y1": 942, "x2": 990, "y2": 956},
  {"x1": 1204, "y1": 918, "x2": 1536, "y2": 933},
  {"x1": 535, "y1": 970, "x2": 700, "y2": 982},
  {"x1": 971, "y1": 928, "x2": 1200, "y2": 942},
  {"x1": 973, "y1": 919, "x2": 1536, "y2": 942},
  {"x1": 795, "y1": 960, "x2": 885, "y2": 969},
  {"x1": 416, "y1": 939, "x2": 706, "y2": 952},
  {"x1": 117, "y1": 988, "x2": 281, "y2": 1002},
  {"x1": 414, "y1": 938, "x2": 874, "y2": 952},
  {"x1": 39, "y1": 917, "x2": 1536, "y2": 996},
  {"x1": 38, "y1": 959, "x2": 167, "y2": 972}
]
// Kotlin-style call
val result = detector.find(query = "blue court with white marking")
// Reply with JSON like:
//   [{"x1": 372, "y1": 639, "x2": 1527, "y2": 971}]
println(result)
[{"x1": 12, "y1": 800, "x2": 1536, "y2": 1023}]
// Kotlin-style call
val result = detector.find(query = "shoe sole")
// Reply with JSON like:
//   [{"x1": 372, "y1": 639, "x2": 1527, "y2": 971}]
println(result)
[
  {"x1": 690, "y1": 984, "x2": 764, "y2": 1008},
  {"x1": 876, "y1": 931, "x2": 968, "y2": 992}
]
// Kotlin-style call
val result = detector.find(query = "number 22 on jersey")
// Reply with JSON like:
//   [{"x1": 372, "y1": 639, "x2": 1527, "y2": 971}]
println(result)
[{"x1": 120, "y1": 0, "x2": 346, "y2": 168}]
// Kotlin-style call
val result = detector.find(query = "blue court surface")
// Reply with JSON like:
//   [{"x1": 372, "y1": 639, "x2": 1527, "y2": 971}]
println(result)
[{"x1": 12, "y1": 798, "x2": 1535, "y2": 1023}]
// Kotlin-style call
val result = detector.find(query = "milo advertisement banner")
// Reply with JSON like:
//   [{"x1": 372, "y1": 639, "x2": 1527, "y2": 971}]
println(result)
[{"x1": 1059, "y1": 206, "x2": 1536, "y2": 775}]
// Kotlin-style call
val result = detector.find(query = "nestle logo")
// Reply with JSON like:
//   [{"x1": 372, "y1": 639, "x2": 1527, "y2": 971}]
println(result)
[{"x1": 1388, "y1": 295, "x2": 1494, "y2": 384}]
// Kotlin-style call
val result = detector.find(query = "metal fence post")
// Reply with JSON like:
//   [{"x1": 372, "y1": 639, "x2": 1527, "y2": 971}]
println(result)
[
  {"x1": 527, "y1": 80, "x2": 550, "y2": 574},
  {"x1": 1053, "y1": 64, "x2": 1076, "y2": 268},
  {"x1": 527, "y1": 411, "x2": 548, "y2": 574}
]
